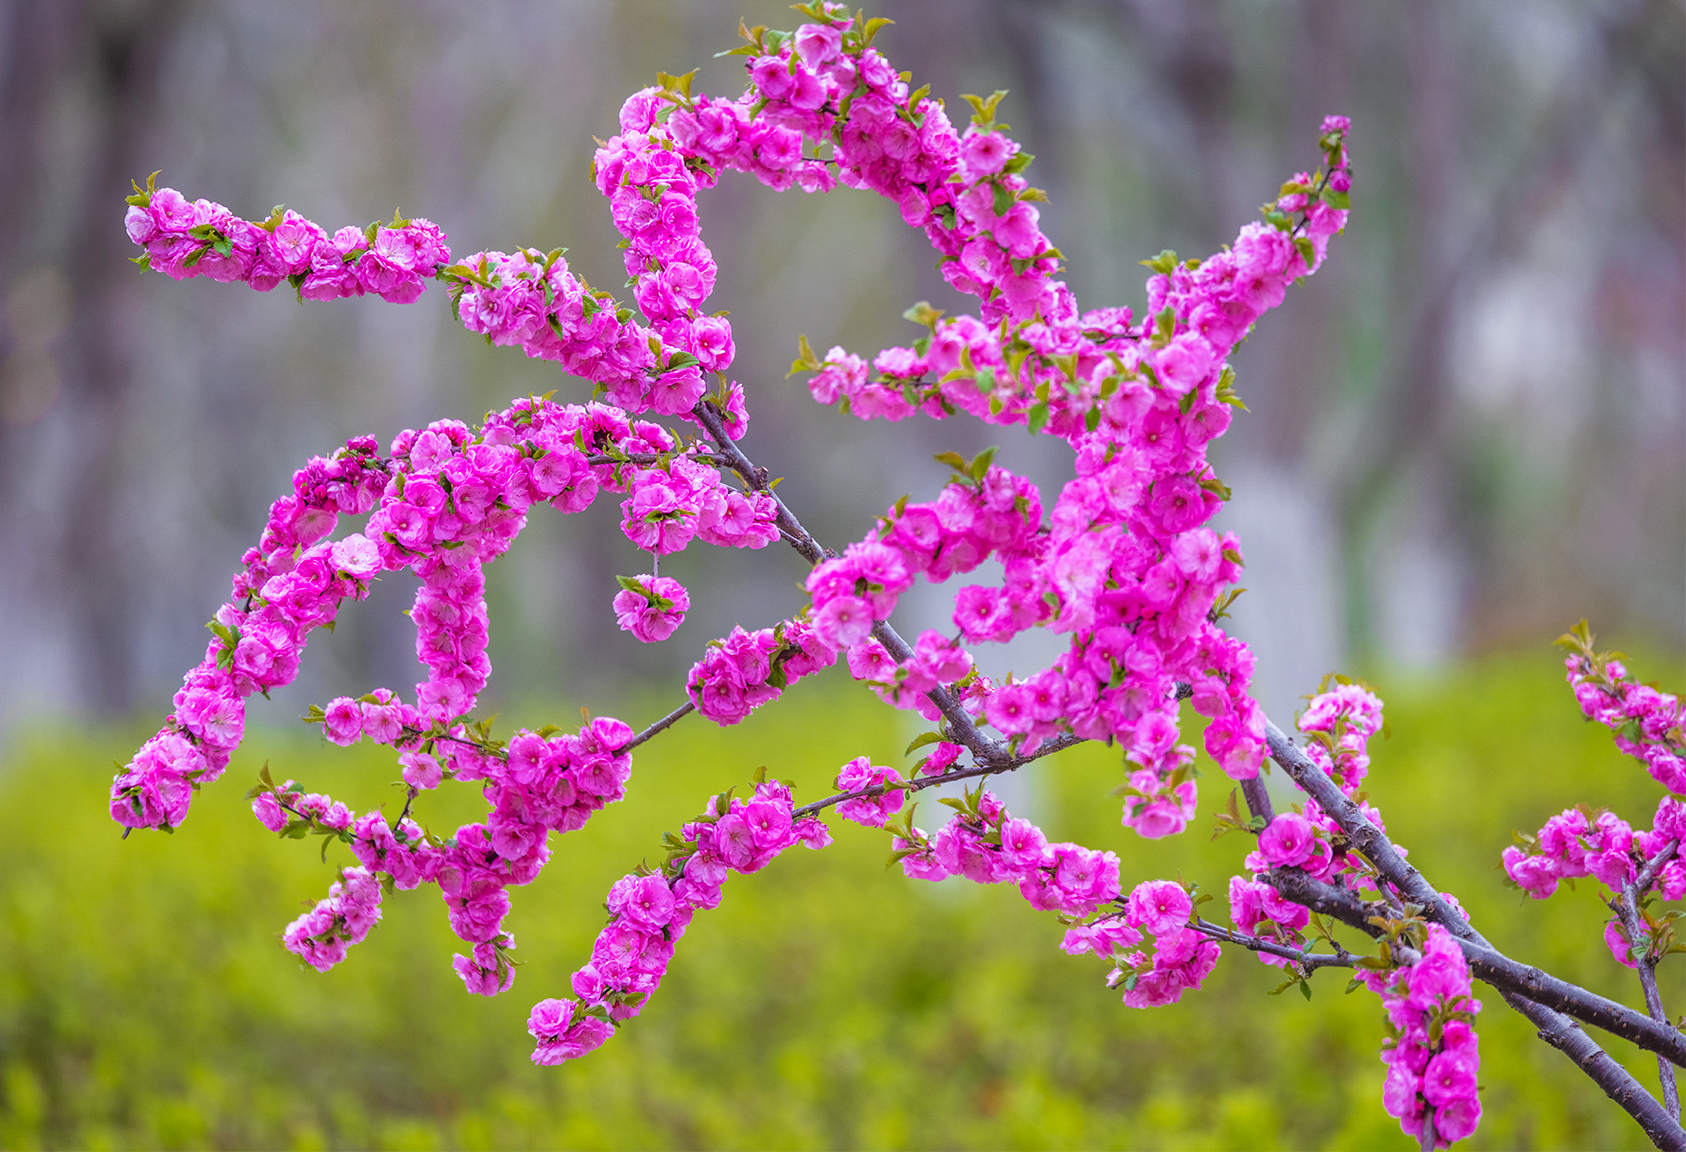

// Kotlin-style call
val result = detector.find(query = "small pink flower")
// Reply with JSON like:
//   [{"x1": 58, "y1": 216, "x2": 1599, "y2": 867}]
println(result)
[
  {"x1": 1258, "y1": 813, "x2": 1316, "y2": 868},
  {"x1": 323, "y1": 697, "x2": 363, "y2": 746},
  {"x1": 1126, "y1": 879, "x2": 1191, "y2": 937}
]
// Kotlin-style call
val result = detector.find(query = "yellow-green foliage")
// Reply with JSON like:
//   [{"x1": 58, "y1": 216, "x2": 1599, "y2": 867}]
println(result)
[{"x1": 0, "y1": 651, "x2": 1677, "y2": 1150}]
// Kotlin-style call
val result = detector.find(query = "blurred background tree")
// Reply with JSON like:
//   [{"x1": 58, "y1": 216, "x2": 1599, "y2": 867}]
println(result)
[{"x1": 0, "y1": 0, "x2": 1679, "y2": 733}]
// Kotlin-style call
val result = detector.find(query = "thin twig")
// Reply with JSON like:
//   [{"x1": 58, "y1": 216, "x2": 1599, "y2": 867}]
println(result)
[
  {"x1": 1188, "y1": 917, "x2": 1354, "y2": 971},
  {"x1": 1419, "y1": 1110, "x2": 1438, "y2": 1152},
  {"x1": 1637, "y1": 840, "x2": 1681, "y2": 896},
  {"x1": 584, "y1": 450, "x2": 735, "y2": 469},
  {"x1": 790, "y1": 730, "x2": 1089, "y2": 821},
  {"x1": 623, "y1": 700, "x2": 696, "y2": 753},
  {"x1": 1620, "y1": 877, "x2": 1682, "y2": 1120}
]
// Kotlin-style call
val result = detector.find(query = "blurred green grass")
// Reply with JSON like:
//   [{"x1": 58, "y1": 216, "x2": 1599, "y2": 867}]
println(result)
[{"x1": 0, "y1": 648, "x2": 1681, "y2": 1150}]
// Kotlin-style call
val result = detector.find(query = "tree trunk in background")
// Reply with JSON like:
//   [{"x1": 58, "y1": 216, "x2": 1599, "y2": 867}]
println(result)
[{"x1": 0, "y1": 0, "x2": 188, "y2": 714}]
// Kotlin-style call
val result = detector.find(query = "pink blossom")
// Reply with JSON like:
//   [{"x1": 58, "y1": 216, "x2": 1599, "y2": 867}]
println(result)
[
  {"x1": 323, "y1": 696, "x2": 363, "y2": 746},
  {"x1": 1126, "y1": 880, "x2": 1191, "y2": 937},
  {"x1": 1258, "y1": 812, "x2": 1317, "y2": 868}
]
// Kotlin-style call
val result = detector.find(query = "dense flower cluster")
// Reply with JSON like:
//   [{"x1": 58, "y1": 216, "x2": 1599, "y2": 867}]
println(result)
[
  {"x1": 125, "y1": 176, "x2": 451, "y2": 301},
  {"x1": 1056, "y1": 879, "x2": 1236, "y2": 1009},
  {"x1": 279, "y1": 865, "x2": 385, "y2": 973},
  {"x1": 1503, "y1": 800, "x2": 1686, "y2": 907},
  {"x1": 1297, "y1": 679, "x2": 1384, "y2": 792},
  {"x1": 1359, "y1": 924, "x2": 1484, "y2": 1147},
  {"x1": 1559, "y1": 623, "x2": 1686, "y2": 795},
  {"x1": 529, "y1": 777, "x2": 831, "y2": 1065},
  {"x1": 885, "y1": 786, "x2": 1121, "y2": 917},
  {"x1": 683, "y1": 617, "x2": 842, "y2": 725},
  {"x1": 765, "y1": 46, "x2": 1351, "y2": 808},
  {"x1": 107, "y1": 384, "x2": 802, "y2": 994},
  {"x1": 249, "y1": 708, "x2": 634, "y2": 985}
]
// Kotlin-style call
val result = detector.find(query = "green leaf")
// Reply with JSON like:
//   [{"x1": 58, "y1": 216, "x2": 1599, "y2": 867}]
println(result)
[
  {"x1": 1139, "y1": 250, "x2": 1178, "y2": 276},
  {"x1": 991, "y1": 181, "x2": 1015, "y2": 218},
  {"x1": 902, "y1": 300, "x2": 945, "y2": 330},
  {"x1": 960, "y1": 89, "x2": 1009, "y2": 128},
  {"x1": 1026, "y1": 401, "x2": 1050, "y2": 436},
  {"x1": 788, "y1": 334, "x2": 821, "y2": 378},
  {"x1": 905, "y1": 731, "x2": 944, "y2": 755}
]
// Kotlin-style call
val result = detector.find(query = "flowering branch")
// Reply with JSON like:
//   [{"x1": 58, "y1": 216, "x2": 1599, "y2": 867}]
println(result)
[
  {"x1": 1266, "y1": 865, "x2": 1686, "y2": 1066},
  {"x1": 1256, "y1": 720, "x2": 1686, "y2": 1149},
  {"x1": 790, "y1": 730, "x2": 1087, "y2": 821}
]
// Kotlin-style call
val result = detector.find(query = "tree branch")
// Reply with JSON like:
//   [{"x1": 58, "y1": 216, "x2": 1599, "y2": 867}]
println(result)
[
  {"x1": 1265, "y1": 868, "x2": 1686, "y2": 1068},
  {"x1": 1620, "y1": 878, "x2": 1682, "y2": 1120},
  {"x1": 689, "y1": 400, "x2": 827, "y2": 565},
  {"x1": 1256, "y1": 720, "x2": 1686, "y2": 1149}
]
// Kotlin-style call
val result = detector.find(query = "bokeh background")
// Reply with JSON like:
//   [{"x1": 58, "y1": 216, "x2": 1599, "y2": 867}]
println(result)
[{"x1": 0, "y1": 0, "x2": 1681, "y2": 1148}]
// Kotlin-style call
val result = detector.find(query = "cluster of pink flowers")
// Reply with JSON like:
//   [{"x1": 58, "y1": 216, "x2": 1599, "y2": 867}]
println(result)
[
  {"x1": 1504, "y1": 801, "x2": 1686, "y2": 901},
  {"x1": 612, "y1": 575, "x2": 691, "y2": 643},
  {"x1": 110, "y1": 380, "x2": 817, "y2": 998},
  {"x1": 1500, "y1": 632, "x2": 1686, "y2": 971},
  {"x1": 1116, "y1": 881, "x2": 1221, "y2": 1007},
  {"x1": 776, "y1": 75, "x2": 1350, "y2": 797},
  {"x1": 279, "y1": 866, "x2": 385, "y2": 972},
  {"x1": 805, "y1": 464, "x2": 1042, "y2": 649},
  {"x1": 1118, "y1": 739, "x2": 1199, "y2": 840},
  {"x1": 618, "y1": 457, "x2": 779, "y2": 557},
  {"x1": 1213, "y1": 686, "x2": 1385, "y2": 960},
  {"x1": 1297, "y1": 679, "x2": 1384, "y2": 792},
  {"x1": 887, "y1": 787, "x2": 1120, "y2": 917},
  {"x1": 125, "y1": 179, "x2": 450, "y2": 302},
  {"x1": 1358, "y1": 924, "x2": 1483, "y2": 1147},
  {"x1": 684, "y1": 617, "x2": 842, "y2": 725},
  {"x1": 248, "y1": 711, "x2": 633, "y2": 989},
  {"x1": 1058, "y1": 880, "x2": 1223, "y2": 1008},
  {"x1": 831, "y1": 756, "x2": 906, "y2": 827},
  {"x1": 529, "y1": 777, "x2": 831, "y2": 1065},
  {"x1": 1561, "y1": 628, "x2": 1686, "y2": 794},
  {"x1": 837, "y1": 628, "x2": 975, "y2": 722},
  {"x1": 112, "y1": 386, "x2": 799, "y2": 829}
]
